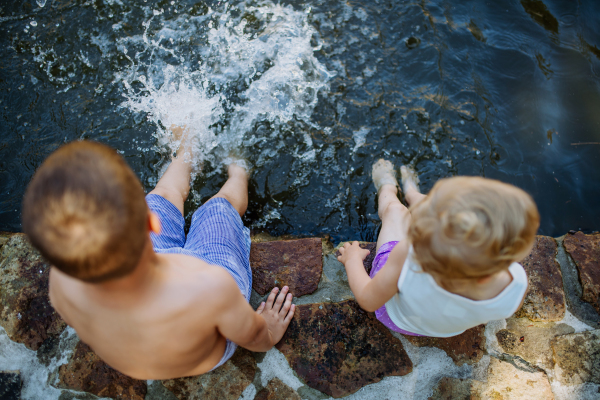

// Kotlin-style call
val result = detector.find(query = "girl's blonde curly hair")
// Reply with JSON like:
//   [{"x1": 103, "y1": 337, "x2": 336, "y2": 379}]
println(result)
[{"x1": 408, "y1": 176, "x2": 539, "y2": 284}]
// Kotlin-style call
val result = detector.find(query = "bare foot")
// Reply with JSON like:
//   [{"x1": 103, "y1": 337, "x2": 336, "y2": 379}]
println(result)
[
  {"x1": 400, "y1": 165, "x2": 420, "y2": 194},
  {"x1": 372, "y1": 159, "x2": 399, "y2": 193},
  {"x1": 227, "y1": 161, "x2": 249, "y2": 181},
  {"x1": 256, "y1": 286, "x2": 295, "y2": 346},
  {"x1": 170, "y1": 124, "x2": 194, "y2": 162}
]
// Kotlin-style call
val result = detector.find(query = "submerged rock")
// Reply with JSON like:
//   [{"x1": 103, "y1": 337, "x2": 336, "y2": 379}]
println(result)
[
  {"x1": 0, "y1": 371, "x2": 22, "y2": 400},
  {"x1": 275, "y1": 300, "x2": 412, "y2": 398},
  {"x1": 0, "y1": 233, "x2": 66, "y2": 350},
  {"x1": 514, "y1": 236, "x2": 565, "y2": 321},
  {"x1": 404, "y1": 325, "x2": 486, "y2": 366},
  {"x1": 250, "y1": 238, "x2": 323, "y2": 297},
  {"x1": 563, "y1": 231, "x2": 600, "y2": 315},
  {"x1": 162, "y1": 347, "x2": 257, "y2": 400},
  {"x1": 57, "y1": 341, "x2": 147, "y2": 400},
  {"x1": 496, "y1": 317, "x2": 574, "y2": 370},
  {"x1": 551, "y1": 329, "x2": 600, "y2": 386},
  {"x1": 255, "y1": 378, "x2": 301, "y2": 400}
]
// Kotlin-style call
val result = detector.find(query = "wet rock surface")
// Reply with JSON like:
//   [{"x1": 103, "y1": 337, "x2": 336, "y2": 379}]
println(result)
[
  {"x1": 514, "y1": 235, "x2": 565, "y2": 321},
  {"x1": 57, "y1": 341, "x2": 147, "y2": 400},
  {"x1": 275, "y1": 300, "x2": 412, "y2": 398},
  {"x1": 335, "y1": 242, "x2": 377, "y2": 274},
  {"x1": 162, "y1": 347, "x2": 257, "y2": 400},
  {"x1": 404, "y1": 325, "x2": 486, "y2": 366},
  {"x1": 0, "y1": 233, "x2": 66, "y2": 350},
  {"x1": 255, "y1": 378, "x2": 301, "y2": 400},
  {"x1": 496, "y1": 317, "x2": 574, "y2": 370},
  {"x1": 0, "y1": 370, "x2": 22, "y2": 400},
  {"x1": 551, "y1": 329, "x2": 600, "y2": 386},
  {"x1": 250, "y1": 238, "x2": 323, "y2": 297},
  {"x1": 564, "y1": 232, "x2": 600, "y2": 315}
]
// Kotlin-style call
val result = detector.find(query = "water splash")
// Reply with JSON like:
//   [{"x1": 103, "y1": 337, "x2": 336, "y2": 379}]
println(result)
[{"x1": 119, "y1": 1, "x2": 334, "y2": 174}]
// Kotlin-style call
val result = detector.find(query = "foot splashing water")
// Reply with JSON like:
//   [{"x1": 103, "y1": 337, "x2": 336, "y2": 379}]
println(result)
[{"x1": 118, "y1": 1, "x2": 334, "y2": 195}]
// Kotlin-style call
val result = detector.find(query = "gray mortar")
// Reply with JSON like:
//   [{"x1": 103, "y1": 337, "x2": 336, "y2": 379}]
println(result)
[
  {"x1": 145, "y1": 381, "x2": 178, "y2": 400},
  {"x1": 555, "y1": 235, "x2": 600, "y2": 328}
]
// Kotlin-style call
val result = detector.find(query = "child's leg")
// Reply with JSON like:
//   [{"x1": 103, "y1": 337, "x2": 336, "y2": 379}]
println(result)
[
  {"x1": 400, "y1": 165, "x2": 426, "y2": 207},
  {"x1": 372, "y1": 160, "x2": 412, "y2": 251},
  {"x1": 149, "y1": 125, "x2": 193, "y2": 215},
  {"x1": 210, "y1": 162, "x2": 249, "y2": 217}
]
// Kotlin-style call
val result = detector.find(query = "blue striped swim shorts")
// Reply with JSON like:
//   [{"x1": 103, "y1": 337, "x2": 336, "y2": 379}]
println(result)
[{"x1": 146, "y1": 194, "x2": 252, "y2": 370}]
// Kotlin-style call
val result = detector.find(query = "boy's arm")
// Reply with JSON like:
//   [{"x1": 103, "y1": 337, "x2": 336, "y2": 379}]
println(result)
[
  {"x1": 214, "y1": 273, "x2": 295, "y2": 352},
  {"x1": 338, "y1": 241, "x2": 407, "y2": 312}
]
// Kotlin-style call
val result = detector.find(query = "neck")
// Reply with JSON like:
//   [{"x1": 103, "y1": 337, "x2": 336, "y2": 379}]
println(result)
[{"x1": 90, "y1": 239, "x2": 161, "y2": 295}]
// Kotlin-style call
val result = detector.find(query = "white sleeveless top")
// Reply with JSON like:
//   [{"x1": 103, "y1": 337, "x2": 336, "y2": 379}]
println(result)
[{"x1": 385, "y1": 247, "x2": 528, "y2": 337}]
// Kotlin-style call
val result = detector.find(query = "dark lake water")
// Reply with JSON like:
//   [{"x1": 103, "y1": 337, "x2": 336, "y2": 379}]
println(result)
[{"x1": 1, "y1": 0, "x2": 599, "y2": 243}]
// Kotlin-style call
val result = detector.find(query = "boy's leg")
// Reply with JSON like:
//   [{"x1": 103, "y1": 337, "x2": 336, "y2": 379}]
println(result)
[
  {"x1": 209, "y1": 163, "x2": 248, "y2": 217},
  {"x1": 373, "y1": 160, "x2": 411, "y2": 251},
  {"x1": 149, "y1": 125, "x2": 193, "y2": 215}
]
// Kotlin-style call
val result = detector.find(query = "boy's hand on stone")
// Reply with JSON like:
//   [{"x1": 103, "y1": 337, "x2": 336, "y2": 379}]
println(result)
[
  {"x1": 256, "y1": 286, "x2": 295, "y2": 346},
  {"x1": 337, "y1": 241, "x2": 370, "y2": 265}
]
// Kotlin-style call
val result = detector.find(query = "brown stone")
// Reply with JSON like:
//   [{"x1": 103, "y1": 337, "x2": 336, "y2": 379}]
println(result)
[
  {"x1": 335, "y1": 242, "x2": 377, "y2": 274},
  {"x1": 480, "y1": 357, "x2": 554, "y2": 399},
  {"x1": 405, "y1": 325, "x2": 486, "y2": 366},
  {"x1": 428, "y1": 377, "x2": 484, "y2": 400},
  {"x1": 0, "y1": 233, "x2": 66, "y2": 350},
  {"x1": 551, "y1": 329, "x2": 600, "y2": 386},
  {"x1": 57, "y1": 341, "x2": 147, "y2": 400},
  {"x1": 162, "y1": 347, "x2": 257, "y2": 400},
  {"x1": 275, "y1": 300, "x2": 412, "y2": 398},
  {"x1": 250, "y1": 238, "x2": 323, "y2": 297},
  {"x1": 496, "y1": 318, "x2": 574, "y2": 370},
  {"x1": 564, "y1": 232, "x2": 600, "y2": 314},
  {"x1": 255, "y1": 378, "x2": 301, "y2": 400},
  {"x1": 514, "y1": 236, "x2": 565, "y2": 321}
]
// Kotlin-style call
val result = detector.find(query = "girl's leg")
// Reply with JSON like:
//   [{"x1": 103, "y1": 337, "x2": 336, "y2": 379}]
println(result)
[
  {"x1": 401, "y1": 165, "x2": 426, "y2": 206},
  {"x1": 372, "y1": 160, "x2": 412, "y2": 251}
]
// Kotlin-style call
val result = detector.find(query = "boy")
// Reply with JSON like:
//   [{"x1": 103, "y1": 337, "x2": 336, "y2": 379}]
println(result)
[{"x1": 22, "y1": 127, "x2": 294, "y2": 379}]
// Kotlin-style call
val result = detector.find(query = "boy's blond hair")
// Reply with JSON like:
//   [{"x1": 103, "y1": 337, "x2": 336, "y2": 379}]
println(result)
[
  {"x1": 22, "y1": 141, "x2": 148, "y2": 283},
  {"x1": 408, "y1": 176, "x2": 539, "y2": 283}
]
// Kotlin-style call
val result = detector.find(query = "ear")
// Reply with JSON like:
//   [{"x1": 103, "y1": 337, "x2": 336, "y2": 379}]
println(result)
[{"x1": 148, "y1": 211, "x2": 161, "y2": 235}]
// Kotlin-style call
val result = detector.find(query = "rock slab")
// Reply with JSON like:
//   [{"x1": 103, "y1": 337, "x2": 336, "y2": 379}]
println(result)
[
  {"x1": 514, "y1": 235, "x2": 565, "y2": 321},
  {"x1": 0, "y1": 371, "x2": 22, "y2": 400},
  {"x1": 162, "y1": 347, "x2": 257, "y2": 400},
  {"x1": 551, "y1": 329, "x2": 600, "y2": 386},
  {"x1": 496, "y1": 318, "x2": 574, "y2": 370},
  {"x1": 255, "y1": 378, "x2": 301, "y2": 400},
  {"x1": 429, "y1": 358, "x2": 554, "y2": 400},
  {"x1": 405, "y1": 325, "x2": 486, "y2": 366},
  {"x1": 0, "y1": 233, "x2": 66, "y2": 350},
  {"x1": 276, "y1": 300, "x2": 413, "y2": 398},
  {"x1": 335, "y1": 242, "x2": 377, "y2": 274},
  {"x1": 57, "y1": 341, "x2": 147, "y2": 400},
  {"x1": 250, "y1": 238, "x2": 323, "y2": 297},
  {"x1": 564, "y1": 232, "x2": 600, "y2": 314}
]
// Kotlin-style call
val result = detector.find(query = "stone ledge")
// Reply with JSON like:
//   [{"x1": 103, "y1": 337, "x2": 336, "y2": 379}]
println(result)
[
  {"x1": 563, "y1": 232, "x2": 600, "y2": 315},
  {"x1": 162, "y1": 347, "x2": 257, "y2": 400},
  {"x1": 250, "y1": 238, "x2": 323, "y2": 297},
  {"x1": 0, "y1": 233, "x2": 66, "y2": 350},
  {"x1": 405, "y1": 325, "x2": 486, "y2": 366},
  {"x1": 515, "y1": 235, "x2": 566, "y2": 321},
  {"x1": 57, "y1": 341, "x2": 147, "y2": 400},
  {"x1": 275, "y1": 300, "x2": 412, "y2": 398}
]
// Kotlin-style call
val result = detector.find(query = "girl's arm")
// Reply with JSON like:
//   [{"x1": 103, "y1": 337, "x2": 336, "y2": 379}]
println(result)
[{"x1": 337, "y1": 241, "x2": 409, "y2": 312}]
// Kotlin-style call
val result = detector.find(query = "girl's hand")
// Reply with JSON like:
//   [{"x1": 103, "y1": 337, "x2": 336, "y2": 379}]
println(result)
[{"x1": 337, "y1": 241, "x2": 371, "y2": 266}]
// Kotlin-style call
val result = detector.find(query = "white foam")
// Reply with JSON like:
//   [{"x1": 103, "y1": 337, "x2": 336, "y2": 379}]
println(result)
[
  {"x1": 559, "y1": 309, "x2": 595, "y2": 333},
  {"x1": 256, "y1": 348, "x2": 304, "y2": 390},
  {"x1": 352, "y1": 126, "x2": 370, "y2": 153}
]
